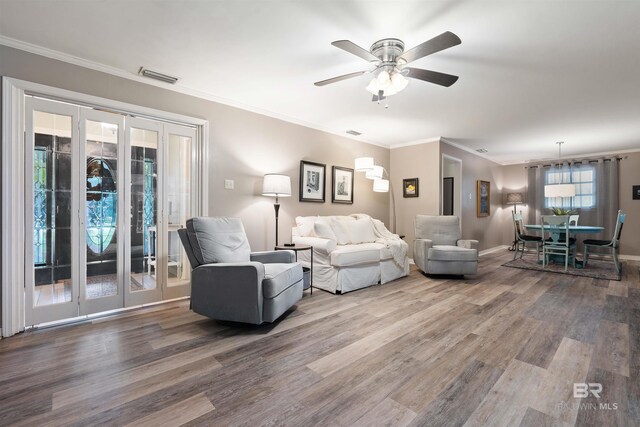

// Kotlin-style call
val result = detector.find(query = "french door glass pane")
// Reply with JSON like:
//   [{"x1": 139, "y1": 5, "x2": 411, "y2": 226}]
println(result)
[
  {"x1": 85, "y1": 120, "x2": 119, "y2": 299},
  {"x1": 130, "y1": 128, "x2": 158, "y2": 292},
  {"x1": 33, "y1": 111, "x2": 73, "y2": 306},
  {"x1": 167, "y1": 133, "x2": 191, "y2": 286}
]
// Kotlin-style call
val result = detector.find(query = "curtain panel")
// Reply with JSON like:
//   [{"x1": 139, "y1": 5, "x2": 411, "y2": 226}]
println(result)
[{"x1": 527, "y1": 158, "x2": 619, "y2": 241}]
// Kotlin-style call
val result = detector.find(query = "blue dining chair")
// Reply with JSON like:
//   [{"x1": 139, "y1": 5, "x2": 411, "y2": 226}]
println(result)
[
  {"x1": 583, "y1": 210, "x2": 625, "y2": 275},
  {"x1": 541, "y1": 215, "x2": 576, "y2": 272}
]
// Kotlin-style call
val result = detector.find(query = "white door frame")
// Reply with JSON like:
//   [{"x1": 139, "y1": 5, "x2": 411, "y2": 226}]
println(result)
[
  {"x1": 79, "y1": 108, "x2": 126, "y2": 315},
  {"x1": 24, "y1": 97, "x2": 81, "y2": 325},
  {"x1": 441, "y1": 154, "x2": 462, "y2": 218},
  {"x1": 125, "y1": 116, "x2": 164, "y2": 307},
  {"x1": 2, "y1": 77, "x2": 209, "y2": 337}
]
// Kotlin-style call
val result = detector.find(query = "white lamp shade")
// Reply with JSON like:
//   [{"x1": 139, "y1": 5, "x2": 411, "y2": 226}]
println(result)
[
  {"x1": 544, "y1": 183, "x2": 576, "y2": 198},
  {"x1": 355, "y1": 157, "x2": 375, "y2": 172},
  {"x1": 365, "y1": 165, "x2": 384, "y2": 180},
  {"x1": 373, "y1": 178, "x2": 389, "y2": 192},
  {"x1": 262, "y1": 174, "x2": 291, "y2": 197}
]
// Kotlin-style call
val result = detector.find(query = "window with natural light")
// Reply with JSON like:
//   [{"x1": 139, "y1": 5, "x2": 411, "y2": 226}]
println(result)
[{"x1": 545, "y1": 166, "x2": 595, "y2": 209}]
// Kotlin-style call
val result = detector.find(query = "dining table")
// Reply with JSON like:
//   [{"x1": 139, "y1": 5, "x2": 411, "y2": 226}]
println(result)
[{"x1": 524, "y1": 224, "x2": 605, "y2": 268}]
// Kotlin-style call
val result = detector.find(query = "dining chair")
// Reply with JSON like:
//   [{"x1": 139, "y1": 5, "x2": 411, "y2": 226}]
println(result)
[
  {"x1": 583, "y1": 210, "x2": 625, "y2": 275},
  {"x1": 568, "y1": 214, "x2": 579, "y2": 240},
  {"x1": 512, "y1": 212, "x2": 542, "y2": 261},
  {"x1": 541, "y1": 215, "x2": 576, "y2": 272}
]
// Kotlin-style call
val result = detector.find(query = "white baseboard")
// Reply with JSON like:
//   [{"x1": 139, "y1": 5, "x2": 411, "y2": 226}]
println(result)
[
  {"x1": 619, "y1": 254, "x2": 640, "y2": 261},
  {"x1": 479, "y1": 245, "x2": 509, "y2": 256}
]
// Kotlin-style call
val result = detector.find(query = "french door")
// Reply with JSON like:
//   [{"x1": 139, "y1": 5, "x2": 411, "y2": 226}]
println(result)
[{"x1": 24, "y1": 97, "x2": 196, "y2": 325}]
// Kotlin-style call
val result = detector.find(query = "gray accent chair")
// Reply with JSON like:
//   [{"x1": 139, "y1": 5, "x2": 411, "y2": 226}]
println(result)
[
  {"x1": 178, "y1": 217, "x2": 303, "y2": 324},
  {"x1": 414, "y1": 215, "x2": 479, "y2": 276}
]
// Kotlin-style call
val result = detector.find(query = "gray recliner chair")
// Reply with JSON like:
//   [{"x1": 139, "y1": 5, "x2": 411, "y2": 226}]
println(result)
[
  {"x1": 414, "y1": 215, "x2": 479, "y2": 276},
  {"x1": 178, "y1": 217, "x2": 303, "y2": 324}
]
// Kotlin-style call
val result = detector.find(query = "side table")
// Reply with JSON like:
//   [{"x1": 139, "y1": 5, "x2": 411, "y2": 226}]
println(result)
[{"x1": 274, "y1": 244, "x2": 313, "y2": 295}]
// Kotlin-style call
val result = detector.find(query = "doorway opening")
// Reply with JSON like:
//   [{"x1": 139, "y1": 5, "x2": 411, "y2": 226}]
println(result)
[{"x1": 441, "y1": 155, "x2": 462, "y2": 217}]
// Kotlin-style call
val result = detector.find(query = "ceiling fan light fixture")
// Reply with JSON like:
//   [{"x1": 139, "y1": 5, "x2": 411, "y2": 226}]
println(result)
[
  {"x1": 391, "y1": 72, "x2": 409, "y2": 92},
  {"x1": 365, "y1": 78, "x2": 379, "y2": 95}
]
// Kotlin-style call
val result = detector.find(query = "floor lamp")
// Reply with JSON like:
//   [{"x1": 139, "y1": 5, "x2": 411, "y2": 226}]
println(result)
[
  {"x1": 506, "y1": 192, "x2": 524, "y2": 251},
  {"x1": 262, "y1": 174, "x2": 291, "y2": 247},
  {"x1": 355, "y1": 157, "x2": 397, "y2": 233}
]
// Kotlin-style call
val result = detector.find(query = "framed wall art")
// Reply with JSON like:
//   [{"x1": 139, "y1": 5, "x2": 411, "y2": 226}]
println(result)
[
  {"x1": 477, "y1": 180, "x2": 490, "y2": 217},
  {"x1": 332, "y1": 166, "x2": 354, "y2": 204},
  {"x1": 633, "y1": 185, "x2": 640, "y2": 200},
  {"x1": 299, "y1": 160, "x2": 326, "y2": 202},
  {"x1": 403, "y1": 178, "x2": 419, "y2": 198}
]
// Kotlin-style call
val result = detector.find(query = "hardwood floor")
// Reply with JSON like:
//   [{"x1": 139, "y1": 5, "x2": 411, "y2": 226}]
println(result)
[{"x1": 1, "y1": 251, "x2": 638, "y2": 426}]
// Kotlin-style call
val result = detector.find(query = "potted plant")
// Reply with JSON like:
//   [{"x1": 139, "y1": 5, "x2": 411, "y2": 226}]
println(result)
[{"x1": 549, "y1": 207, "x2": 578, "y2": 215}]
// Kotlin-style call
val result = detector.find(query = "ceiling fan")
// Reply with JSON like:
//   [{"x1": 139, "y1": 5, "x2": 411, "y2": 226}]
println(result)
[{"x1": 314, "y1": 31, "x2": 461, "y2": 102}]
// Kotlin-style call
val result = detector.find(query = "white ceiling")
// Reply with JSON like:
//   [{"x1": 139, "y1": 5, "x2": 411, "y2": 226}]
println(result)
[{"x1": 1, "y1": 0, "x2": 640, "y2": 164}]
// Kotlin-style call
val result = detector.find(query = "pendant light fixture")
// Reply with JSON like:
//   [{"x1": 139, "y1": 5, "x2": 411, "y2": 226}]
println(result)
[{"x1": 544, "y1": 141, "x2": 576, "y2": 198}]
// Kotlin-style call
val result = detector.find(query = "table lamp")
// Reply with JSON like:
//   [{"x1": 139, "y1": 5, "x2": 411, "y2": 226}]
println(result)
[{"x1": 262, "y1": 174, "x2": 291, "y2": 246}]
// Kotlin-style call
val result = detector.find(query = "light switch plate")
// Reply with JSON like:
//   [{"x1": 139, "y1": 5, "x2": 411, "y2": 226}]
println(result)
[{"x1": 224, "y1": 179, "x2": 234, "y2": 190}]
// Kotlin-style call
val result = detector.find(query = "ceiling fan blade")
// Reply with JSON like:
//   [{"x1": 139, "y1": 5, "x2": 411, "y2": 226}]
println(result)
[
  {"x1": 404, "y1": 67, "x2": 459, "y2": 87},
  {"x1": 314, "y1": 70, "x2": 368, "y2": 86},
  {"x1": 331, "y1": 40, "x2": 379, "y2": 63},
  {"x1": 399, "y1": 31, "x2": 461, "y2": 64}
]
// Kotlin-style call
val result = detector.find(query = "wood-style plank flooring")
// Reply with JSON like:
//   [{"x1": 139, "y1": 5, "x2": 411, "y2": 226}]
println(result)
[{"x1": 1, "y1": 251, "x2": 638, "y2": 426}]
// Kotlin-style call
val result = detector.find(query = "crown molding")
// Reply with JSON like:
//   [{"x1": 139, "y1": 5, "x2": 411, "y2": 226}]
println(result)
[
  {"x1": 0, "y1": 35, "x2": 389, "y2": 150},
  {"x1": 389, "y1": 137, "x2": 441, "y2": 149}
]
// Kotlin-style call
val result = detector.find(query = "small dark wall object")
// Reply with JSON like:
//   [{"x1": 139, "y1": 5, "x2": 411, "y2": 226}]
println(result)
[
  {"x1": 403, "y1": 178, "x2": 419, "y2": 198},
  {"x1": 633, "y1": 185, "x2": 640, "y2": 200},
  {"x1": 443, "y1": 177, "x2": 454, "y2": 215}
]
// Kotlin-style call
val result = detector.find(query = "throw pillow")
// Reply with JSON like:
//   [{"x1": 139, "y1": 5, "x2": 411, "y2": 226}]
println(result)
[
  {"x1": 349, "y1": 218, "x2": 377, "y2": 244},
  {"x1": 296, "y1": 216, "x2": 318, "y2": 237},
  {"x1": 314, "y1": 219, "x2": 337, "y2": 241},
  {"x1": 331, "y1": 218, "x2": 352, "y2": 245}
]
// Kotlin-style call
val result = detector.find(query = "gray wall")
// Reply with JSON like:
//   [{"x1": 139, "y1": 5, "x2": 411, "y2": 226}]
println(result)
[{"x1": 389, "y1": 140, "x2": 441, "y2": 258}]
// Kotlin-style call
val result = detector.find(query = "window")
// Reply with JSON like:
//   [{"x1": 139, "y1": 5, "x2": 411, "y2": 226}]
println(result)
[{"x1": 545, "y1": 166, "x2": 595, "y2": 209}]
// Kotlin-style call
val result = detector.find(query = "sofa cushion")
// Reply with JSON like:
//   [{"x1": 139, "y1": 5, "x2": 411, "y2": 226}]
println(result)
[
  {"x1": 331, "y1": 244, "x2": 380, "y2": 267},
  {"x1": 428, "y1": 245, "x2": 477, "y2": 262},
  {"x1": 349, "y1": 218, "x2": 377, "y2": 244},
  {"x1": 314, "y1": 219, "x2": 337, "y2": 241},
  {"x1": 186, "y1": 217, "x2": 251, "y2": 264},
  {"x1": 263, "y1": 263, "x2": 303, "y2": 299}
]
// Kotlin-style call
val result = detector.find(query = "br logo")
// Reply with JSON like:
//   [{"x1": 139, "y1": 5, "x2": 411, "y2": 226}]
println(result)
[{"x1": 574, "y1": 383, "x2": 602, "y2": 398}]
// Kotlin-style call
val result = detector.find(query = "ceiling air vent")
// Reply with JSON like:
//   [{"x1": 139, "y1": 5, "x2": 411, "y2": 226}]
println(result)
[
  {"x1": 476, "y1": 148, "x2": 488, "y2": 153},
  {"x1": 138, "y1": 67, "x2": 179, "y2": 84},
  {"x1": 346, "y1": 130, "x2": 362, "y2": 136}
]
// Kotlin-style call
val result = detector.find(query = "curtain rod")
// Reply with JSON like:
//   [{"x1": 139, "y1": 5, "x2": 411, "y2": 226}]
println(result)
[{"x1": 524, "y1": 156, "x2": 626, "y2": 169}]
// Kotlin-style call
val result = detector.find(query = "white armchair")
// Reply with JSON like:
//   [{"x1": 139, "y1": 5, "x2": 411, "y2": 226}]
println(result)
[{"x1": 414, "y1": 215, "x2": 479, "y2": 276}]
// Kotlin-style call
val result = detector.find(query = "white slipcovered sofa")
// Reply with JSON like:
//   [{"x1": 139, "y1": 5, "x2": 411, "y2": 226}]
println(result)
[{"x1": 292, "y1": 214, "x2": 409, "y2": 294}]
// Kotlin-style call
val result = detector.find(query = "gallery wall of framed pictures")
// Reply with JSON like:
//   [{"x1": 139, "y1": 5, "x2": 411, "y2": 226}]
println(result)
[{"x1": 300, "y1": 160, "x2": 356, "y2": 204}]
